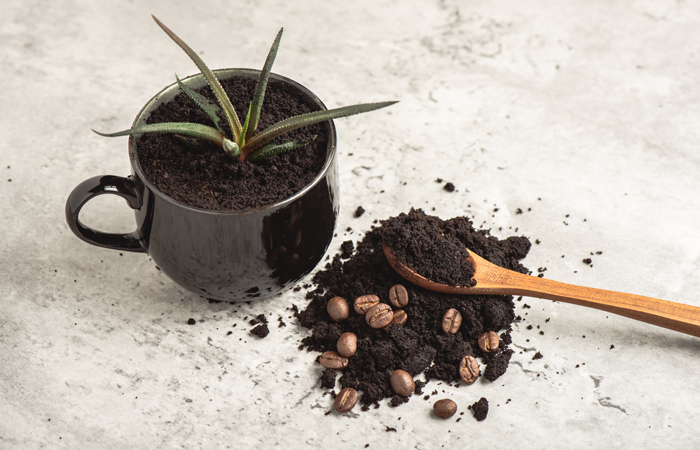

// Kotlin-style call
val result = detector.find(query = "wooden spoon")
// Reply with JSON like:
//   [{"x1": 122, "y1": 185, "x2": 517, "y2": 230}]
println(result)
[{"x1": 383, "y1": 242, "x2": 700, "y2": 338}]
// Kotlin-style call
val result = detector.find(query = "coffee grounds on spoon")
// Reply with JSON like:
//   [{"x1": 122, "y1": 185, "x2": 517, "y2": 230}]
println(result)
[
  {"x1": 382, "y1": 209, "x2": 476, "y2": 287},
  {"x1": 297, "y1": 208, "x2": 531, "y2": 410}
]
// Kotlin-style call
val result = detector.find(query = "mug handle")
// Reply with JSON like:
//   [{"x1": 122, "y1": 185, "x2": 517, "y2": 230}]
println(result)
[{"x1": 65, "y1": 175, "x2": 146, "y2": 252}]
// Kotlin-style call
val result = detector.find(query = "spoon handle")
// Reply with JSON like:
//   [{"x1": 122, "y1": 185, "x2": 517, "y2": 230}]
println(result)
[{"x1": 480, "y1": 263, "x2": 700, "y2": 338}]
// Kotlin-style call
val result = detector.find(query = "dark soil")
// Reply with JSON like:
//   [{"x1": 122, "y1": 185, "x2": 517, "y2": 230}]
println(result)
[
  {"x1": 249, "y1": 313, "x2": 270, "y2": 338},
  {"x1": 136, "y1": 74, "x2": 330, "y2": 211},
  {"x1": 382, "y1": 210, "x2": 476, "y2": 287},
  {"x1": 483, "y1": 348, "x2": 513, "y2": 381},
  {"x1": 297, "y1": 208, "x2": 531, "y2": 410},
  {"x1": 340, "y1": 241, "x2": 354, "y2": 259},
  {"x1": 469, "y1": 397, "x2": 489, "y2": 421},
  {"x1": 249, "y1": 314, "x2": 268, "y2": 326},
  {"x1": 320, "y1": 369, "x2": 337, "y2": 389},
  {"x1": 250, "y1": 323, "x2": 270, "y2": 338}
]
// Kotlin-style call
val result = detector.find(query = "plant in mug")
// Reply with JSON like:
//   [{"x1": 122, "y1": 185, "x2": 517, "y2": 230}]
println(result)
[{"x1": 94, "y1": 15, "x2": 396, "y2": 162}]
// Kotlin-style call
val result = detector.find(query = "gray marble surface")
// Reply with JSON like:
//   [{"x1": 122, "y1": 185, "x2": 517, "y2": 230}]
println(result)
[{"x1": 2, "y1": 0, "x2": 700, "y2": 448}]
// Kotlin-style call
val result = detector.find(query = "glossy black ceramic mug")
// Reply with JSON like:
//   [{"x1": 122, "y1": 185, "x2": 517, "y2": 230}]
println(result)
[{"x1": 65, "y1": 69, "x2": 339, "y2": 301}]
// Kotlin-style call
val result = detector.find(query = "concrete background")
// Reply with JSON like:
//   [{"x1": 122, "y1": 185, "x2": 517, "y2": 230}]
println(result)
[{"x1": 2, "y1": 0, "x2": 699, "y2": 448}]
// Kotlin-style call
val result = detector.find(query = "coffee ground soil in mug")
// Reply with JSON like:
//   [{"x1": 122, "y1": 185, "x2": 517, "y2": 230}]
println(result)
[
  {"x1": 135, "y1": 74, "x2": 330, "y2": 211},
  {"x1": 297, "y1": 208, "x2": 532, "y2": 410}
]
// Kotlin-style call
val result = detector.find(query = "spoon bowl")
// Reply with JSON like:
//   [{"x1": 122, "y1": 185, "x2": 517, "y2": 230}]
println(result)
[{"x1": 383, "y1": 241, "x2": 700, "y2": 338}]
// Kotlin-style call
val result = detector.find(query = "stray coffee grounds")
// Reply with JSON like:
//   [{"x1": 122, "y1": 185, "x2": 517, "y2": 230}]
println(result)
[
  {"x1": 297, "y1": 208, "x2": 532, "y2": 413},
  {"x1": 249, "y1": 314, "x2": 270, "y2": 338},
  {"x1": 469, "y1": 397, "x2": 489, "y2": 421}
]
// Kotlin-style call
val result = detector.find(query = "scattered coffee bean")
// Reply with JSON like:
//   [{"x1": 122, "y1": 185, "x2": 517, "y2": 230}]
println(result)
[
  {"x1": 337, "y1": 332, "x2": 358, "y2": 357},
  {"x1": 334, "y1": 387, "x2": 358, "y2": 413},
  {"x1": 384, "y1": 309, "x2": 407, "y2": 329},
  {"x1": 390, "y1": 369, "x2": 415, "y2": 396},
  {"x1": 354, "y1": 294, "x2": 380, "y2": 315},
  {"x1": 433, "y1": 399, "x2": 457, "y2": 418},
  {"x1": 442, "y1": 308, "x2": 462, "y2": 334},
  {"x1": 320, "y1": 351, "x2": 349, "y2": 370},
  {"x1": 326, "y1": 296, "x2": 350, "y2": 322},
  {"x1": 459, "y1": 355, "x2": 480, "y2": 384},
  {"x1": 365, "y1": 303, "x2": 394, "y2": 329},
  {"x1": 478, "y1": 331, "x2": 500, "y2": 352},
  {"x1": 388, "y1": 284, "x2": 409, "y2": 308}
]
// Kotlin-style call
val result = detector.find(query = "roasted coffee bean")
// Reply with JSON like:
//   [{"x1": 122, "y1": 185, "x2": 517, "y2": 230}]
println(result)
[
  {"x1": 390, "y1": 369, "x2": 415, "y2": 396},
  {"x1": 320, "y1": 351, "x2": 349, "y2": 370},
  {"x1": 334, "y1": 387, "x2": 358, "y2": 413},
  {"x1": 478, "y1": 331, "x2": 500, "y2": 352},
  {"x1": 442, "y1": 308, "x2": 462, "y2": 334},
  {"x1": 388, "y1": 284, "x2": 409, "y2": 308},
  {"x1": 392, "y1": 309, "x2": 408, "y2": 325},
  {"x1": 326, "y1": 296, "x2": 350, "y2": 322},
  {"x1": 433, "y1": 399, "x2": 457, "y2": 418},
  {"x1": 337, "y1": 332, "x2": 358, "y2": 357},
  {"x1": 459, "y1": 355, "x2": 480, "y2": 384},
  {"x1": 365, "y1": 303, "x2": 394, "y2": 329},
  {"x1": 384, "y1": 309, "x2": 407, "y2": 329},
  {"x1": 354, "y1": 294, "x2": 380, "y2": 315}
]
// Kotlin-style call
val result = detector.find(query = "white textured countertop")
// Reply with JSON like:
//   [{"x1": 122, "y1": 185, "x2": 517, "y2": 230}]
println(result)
[{"x1": 2, "y1": 0, "x2": 700, "y2": 448}]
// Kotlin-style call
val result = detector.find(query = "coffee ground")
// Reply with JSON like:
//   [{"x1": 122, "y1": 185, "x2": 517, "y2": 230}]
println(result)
[
  {"x1": 249, "y1": 313, "x2": 270, "y2": 338},
  {"x1": 382, "y1": 210, "x2": 476, "y2": 287},
  {"x1": 136, "y1": 74, "x2": 330, "y2": 211},
  {"x1": 320, "y1": 369, "x2": 337, "y2": 389},
  {"x1": 297, "y1": 208, "x2": 531, "y2": 409},
  {"x1": 250, "y1": 323, "x2": 269, "y2": 338},
  {"x1": 469, "y1": 397, "x2": 489, "y2": 421}
]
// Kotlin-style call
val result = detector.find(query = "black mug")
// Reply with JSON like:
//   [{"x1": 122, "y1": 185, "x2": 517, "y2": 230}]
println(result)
[{"x1": 65, "y1": 69, "x2": 339, "y2": 301}]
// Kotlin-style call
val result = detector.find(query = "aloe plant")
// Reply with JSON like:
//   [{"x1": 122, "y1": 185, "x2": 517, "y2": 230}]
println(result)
[{"x1": 94, "y1": 15, "x2": 396, "y2": 162}]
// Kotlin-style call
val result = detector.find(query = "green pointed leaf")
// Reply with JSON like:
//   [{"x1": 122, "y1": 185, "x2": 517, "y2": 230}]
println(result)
[
  {"x1": 93, "y1": 122, "x2": 226, "y2": 147},
  {"x1": 173, "y1": 134, "x2": 202, "y2": 148},
  {"x1": 239, "y1": 104, "x2": 252, "y2": 149},
  {"x1": 247, "y1": 137, "x2": 314, "y2": 162},
  {"x1": 176, "y1": 73, "x2": 224, "y2": 133},
  {"x1": 245, "y1": 28, "x2": 283, "y2": 141},
  {"x1": 241, "y1": 101, "x2": 397, "y2": 155},
  {"x1": 152, "y1": 15, "x2": 242, "y2": 141}
]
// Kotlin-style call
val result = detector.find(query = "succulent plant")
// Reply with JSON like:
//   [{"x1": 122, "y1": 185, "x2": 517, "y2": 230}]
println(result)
[{"x1": 94, "y1": 15, "x2": 396, "y2": 162}]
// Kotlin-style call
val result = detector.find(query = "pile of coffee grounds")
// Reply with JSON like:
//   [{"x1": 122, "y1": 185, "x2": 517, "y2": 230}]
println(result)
[
  {"x1": 297, "y1": 208, "x2": 531, "y2": 410},
  {"x1": 136, "y1": 74, "x2": 330, "y2": 211}
]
